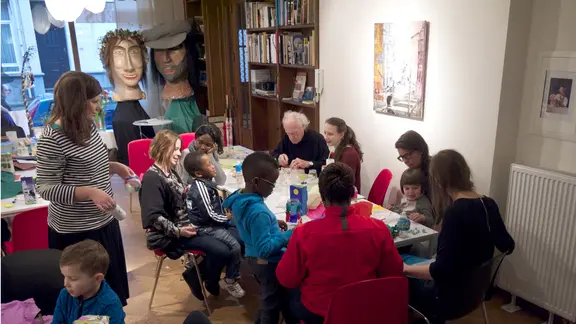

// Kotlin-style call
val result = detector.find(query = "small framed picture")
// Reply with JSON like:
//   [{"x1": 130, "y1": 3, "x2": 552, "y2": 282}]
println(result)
[{"x1": 540, "y1": 70, "x2": 575, "y2": 120}]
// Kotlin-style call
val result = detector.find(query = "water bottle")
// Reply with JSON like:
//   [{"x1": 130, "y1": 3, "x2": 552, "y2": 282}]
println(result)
[
  {"x1": 125, "y1": 175, "x2": 141, "y2": 193},
  {"x1": 111, "y1": 204, "x2": 126, "y2": 221}
]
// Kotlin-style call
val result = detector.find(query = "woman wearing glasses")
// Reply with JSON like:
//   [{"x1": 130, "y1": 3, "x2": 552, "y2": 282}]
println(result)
[{"x1": 395, "y1": 130, "x2": 431, "y2": 198}]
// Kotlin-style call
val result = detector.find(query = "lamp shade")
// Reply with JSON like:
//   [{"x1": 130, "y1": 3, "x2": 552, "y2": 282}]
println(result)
[
  {"x1": 44, "y1": 0, "x2": 89, "y2": 22},
  {"x1": 86, "y1": 0, "x2": 106, "y2": 14}
]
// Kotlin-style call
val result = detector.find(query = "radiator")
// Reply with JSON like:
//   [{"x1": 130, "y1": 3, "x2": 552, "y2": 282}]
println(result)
[{"x1": 498, "y1": 164, "x2": 576, "y2": 321}]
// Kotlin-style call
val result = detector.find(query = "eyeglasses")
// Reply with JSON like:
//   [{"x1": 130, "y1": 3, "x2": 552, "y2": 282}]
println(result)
[
  {"x1": 255, "y1": 177, "x2": 276, "y2": 188},
  {"x1": 397, "y1": 151, "x2": 414, "y2": 162}
]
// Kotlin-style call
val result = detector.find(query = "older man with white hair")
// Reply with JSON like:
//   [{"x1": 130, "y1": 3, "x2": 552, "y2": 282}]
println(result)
[{"x1": 271, "y1": 111, "x2": 329, "y2": 174}]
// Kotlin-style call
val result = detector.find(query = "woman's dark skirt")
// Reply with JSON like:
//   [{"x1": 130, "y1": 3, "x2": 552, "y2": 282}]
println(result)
[{"x1": 48, "y1": 219, "x2": 129, "y2": 306}]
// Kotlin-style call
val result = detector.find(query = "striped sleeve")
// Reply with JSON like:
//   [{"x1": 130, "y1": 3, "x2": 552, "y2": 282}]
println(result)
[
  {"x1": 36, "y1": 133, "x2": 76, "y2": 205},
  {"x1": 195, "y1": 181, "x2": 228, "y2": 223}
]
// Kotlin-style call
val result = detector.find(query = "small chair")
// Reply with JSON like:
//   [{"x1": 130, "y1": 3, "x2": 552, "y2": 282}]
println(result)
[
  {"x1": 4, "y1": 206, "x2": 49, "y2": 254},
  {"x1": 324, "y1": 277, "x2": 410, "y2": 324},
  {"x1": 149, "y1": 249, "x2": 211, "y2": 315},
  {"x1": 180, "y1": 132, "x2": 196, "y2": 150},
  {"x1": 127, "y1": 139, "x2": 154, "y2": 212},
  {"x1": 436, "y1": 253, "x2": 507, "y2": 323},
  {"x1": 367, "y1": 168, "x2": 393, "y2": 206}
]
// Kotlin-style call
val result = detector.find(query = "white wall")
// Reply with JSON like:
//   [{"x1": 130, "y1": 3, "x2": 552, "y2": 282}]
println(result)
[
  {"x1": 515, "y1": 0, "x2": 576, "y2": 175},
  {"x1": 319, "y1": 0, "x2": 511, "y2": 197}
]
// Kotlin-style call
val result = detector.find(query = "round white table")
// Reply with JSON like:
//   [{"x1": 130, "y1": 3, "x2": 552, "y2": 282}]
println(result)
[{"x1": 133, "y1": 118, "x2": 173, "y2": 139}]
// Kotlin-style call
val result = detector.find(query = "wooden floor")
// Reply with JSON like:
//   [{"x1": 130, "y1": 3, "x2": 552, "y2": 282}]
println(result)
[{"x1": 112, "y1": 177, "x2": 547, "y2": 324}]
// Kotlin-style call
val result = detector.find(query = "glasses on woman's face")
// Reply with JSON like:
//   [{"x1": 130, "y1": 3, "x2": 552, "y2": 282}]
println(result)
[
  {"x1": 255, "y1": 177, "x2": 276, "y2": 188},
  {"x1": 397, "y1": 151, "x2": 414, "y2": 162}
]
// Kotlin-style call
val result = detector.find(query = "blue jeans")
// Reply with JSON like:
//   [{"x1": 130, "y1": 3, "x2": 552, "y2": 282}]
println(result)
[
  {"x1": 196, "y1": 226, "x2": 241, "y2": 279},
  {"x1": 287, "y1": 288, "x2": 324, "y2": 324}
]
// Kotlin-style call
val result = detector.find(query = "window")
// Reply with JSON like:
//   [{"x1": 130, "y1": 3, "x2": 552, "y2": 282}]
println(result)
[
  {"x1": 1, "y1": 0, "x2": 20, "y2": 73},
  {"x1": 238, "y1": 29, "x2": 248, "y2": 83}
]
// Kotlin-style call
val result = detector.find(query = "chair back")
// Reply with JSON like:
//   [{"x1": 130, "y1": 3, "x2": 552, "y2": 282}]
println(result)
[
  {"x1": 128, "y1": 138, "x2": 154, "y2": 177},
  {"x1": 1, "y1": 249, "x2": 64, "y2": 315},
  {"x1": 9, "y1": 207, "x2": 48, "y2": 253},
  {"x1": 438, "y1": 253, "x2": 506, "y2": 320},
  {"x1": 367, "y1": 168, "x2": 393, "y2": 206},
  {"x1": 324, "y1": 277, "x2": 409, "y2": 324},
  {"x1": 1, "y1": 125, "x2": 26, "y2": 138},
  {"x1": 181, "y1": 132, "x2": 196, "y2": 149}
]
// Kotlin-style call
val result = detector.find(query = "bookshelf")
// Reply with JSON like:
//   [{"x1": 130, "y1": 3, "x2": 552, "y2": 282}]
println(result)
[{"x1": 244, "y1": 0, "x2": 320, "y2": 151}]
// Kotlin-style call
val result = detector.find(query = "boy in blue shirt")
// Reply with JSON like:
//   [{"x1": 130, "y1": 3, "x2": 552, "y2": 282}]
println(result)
[
  {"x1": 52, "y1": 239, "x2": 125, "y2": 324},
  {"x1": 223, "y1": 152, "x2": 296, "y2": 324}
]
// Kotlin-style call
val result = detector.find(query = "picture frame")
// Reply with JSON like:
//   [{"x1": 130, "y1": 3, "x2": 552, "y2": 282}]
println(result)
[
  {"x1": 530, "y1": 51, "x2": 576, "y2": 143},
  {"x1": 373, "y1": 21, "x2": 429, "y2": 121}
]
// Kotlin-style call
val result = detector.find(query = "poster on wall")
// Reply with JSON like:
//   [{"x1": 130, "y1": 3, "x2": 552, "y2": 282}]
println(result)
[
  {"x1": 540, "y1": 70, "x2": 575, "y2": 120},
  {"x1": 373, "y1": 21, "x2": 429, "y2": 120}
]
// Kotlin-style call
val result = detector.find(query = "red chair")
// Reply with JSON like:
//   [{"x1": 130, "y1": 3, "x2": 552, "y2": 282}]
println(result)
[
  {"x1": 324, "y1": 277, "x2": 409, "y2": 324},
  {"x1": 180, "y1": 132, "x2": 196, "y2": 150},
  {"x1": 367, "y1": 169, "x2": 393, "y2": 206},
  {"x1": 149, "y1": 249, "x2": 211, "y2": 315},
  {"x1": 4, "y1": 207, "x2": 49, "y2": 254},
  {"x1": 127, "y1": 139, "x2": 154, "y2": 211}
]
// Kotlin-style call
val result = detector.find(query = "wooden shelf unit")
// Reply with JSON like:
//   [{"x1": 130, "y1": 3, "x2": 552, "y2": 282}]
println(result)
[{"x1": 245, "y1": 0, "x2": 320, "y2": 151}]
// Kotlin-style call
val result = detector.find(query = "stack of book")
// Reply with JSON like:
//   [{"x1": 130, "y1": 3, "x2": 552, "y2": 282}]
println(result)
[
  {"x1": 250, "y1": 69, "x2": 276, "y2": 97},
  {"x1": 279, "y1": 32, "x2": 315, "y2": 66},
  {"x1": 245, "y1": 2, "x2": 276, "y2": 29},
  {"x1": 247, "y1": 33, "x2": 278, "y2": 64},
  {"x1": 276, "y1": 0, "x2": 314, "y2": 26}
]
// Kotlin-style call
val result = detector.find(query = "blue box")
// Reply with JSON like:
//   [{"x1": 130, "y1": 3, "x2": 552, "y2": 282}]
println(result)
[{"x1": 290, "y1": 184, "x2": 308, "y2": 215}]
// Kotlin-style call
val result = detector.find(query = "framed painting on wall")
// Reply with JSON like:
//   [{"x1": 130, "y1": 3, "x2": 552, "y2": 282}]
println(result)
[
  {"x1": 373, "y1": 21, "x2": 429, "y2": 120},
  {"x1": 530, "y1": 51, "x2": 576, "y2": 143}
]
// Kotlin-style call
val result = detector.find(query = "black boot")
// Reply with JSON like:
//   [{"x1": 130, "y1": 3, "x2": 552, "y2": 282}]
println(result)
[{"x1": 182, "y1": 267, "x2": 204, "y2": 301}]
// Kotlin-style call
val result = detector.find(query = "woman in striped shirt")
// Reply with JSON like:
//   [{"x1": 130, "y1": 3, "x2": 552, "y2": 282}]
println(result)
[{"x1": 36, "y1": 72, "x2": 133, "y2": 305}]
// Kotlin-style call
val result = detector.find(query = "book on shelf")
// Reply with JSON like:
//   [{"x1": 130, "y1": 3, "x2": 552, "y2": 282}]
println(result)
[
  {"x1": 248, "y1": 32, "x2": 278, "y2": 64},
  {"x1": 246, "y1": 2, "x2": 276, "y2": 29},
  {"x1": 292, "y1": 71, "x2": 307, "y2": 99},
  {"x1": 276, "y1": 0, "x2": 314, "y2": 26},
  {"x1": 280, "y1": 31, "x2": 315, "y2": 65}
]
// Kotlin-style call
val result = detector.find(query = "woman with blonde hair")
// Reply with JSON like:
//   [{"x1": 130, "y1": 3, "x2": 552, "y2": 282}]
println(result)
[
  {"x1": 36, "y1": 71, "x2": 133, "y2": 305},
  {"x1": 139, "y1": 130, "x2": 239, "y2": 300}
]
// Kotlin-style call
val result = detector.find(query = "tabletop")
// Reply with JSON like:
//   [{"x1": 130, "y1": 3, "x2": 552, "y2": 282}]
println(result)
[{"x1": 133, "y1": 118, "x2": 173, "y2": 126}]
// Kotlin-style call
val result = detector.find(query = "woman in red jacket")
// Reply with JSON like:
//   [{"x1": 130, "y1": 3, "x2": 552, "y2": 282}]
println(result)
[
  {"x1": 276, "y1": 163, "x2": 403, "y2": 323},
  {"x1": 323, "y1": 117, "x2": 363, "y2": 192}
]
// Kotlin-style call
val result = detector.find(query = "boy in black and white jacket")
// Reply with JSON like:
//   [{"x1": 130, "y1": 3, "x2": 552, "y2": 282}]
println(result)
[{"x1": 184, "y1": 151, "x2": 245, "y2": 298}]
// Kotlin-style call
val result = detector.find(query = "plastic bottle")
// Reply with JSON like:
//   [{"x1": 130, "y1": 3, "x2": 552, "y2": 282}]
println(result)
[
  {"x1": 125, "y1": 175, "x2": 141, "y2": 193},
  {"x1": 111, "y1": 204, "x2": 126, "y2": 221}
]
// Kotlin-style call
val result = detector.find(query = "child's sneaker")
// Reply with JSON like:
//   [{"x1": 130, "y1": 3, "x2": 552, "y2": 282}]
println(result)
[{"x1": 219, "y1": 278, "x2": 245, "y2": 298}]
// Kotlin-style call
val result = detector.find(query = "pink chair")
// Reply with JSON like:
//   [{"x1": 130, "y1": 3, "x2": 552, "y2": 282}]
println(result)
[
  {"x1": 127, "y1": 139, "x2": 154, "y2": 211},
  {"x1": 180, "y1": 132, "x2": 196, "y2": 150},
  {"x1": 367, "y1": 169, "x2": 393, "y2": 206},
  {"x1": 4, "y1": 207, "x2": 49, "y2": 253},
  {"x1": 324, "y1": 277, "x2": 409, "y2": 324}
]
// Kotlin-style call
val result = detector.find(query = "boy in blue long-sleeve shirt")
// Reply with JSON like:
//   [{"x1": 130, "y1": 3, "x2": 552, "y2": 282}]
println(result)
[
  {"x1": 52, "y1": 240, "x2": 125, "y2": 324},
  {"x1": 223, "y1": 152, "x2": 296, "y2": 324}
]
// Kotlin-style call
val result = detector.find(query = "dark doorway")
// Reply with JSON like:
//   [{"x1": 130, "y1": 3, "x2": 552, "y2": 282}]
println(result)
[{"x1": 35, "y1": 24, "x2": 70, "y2": 90}]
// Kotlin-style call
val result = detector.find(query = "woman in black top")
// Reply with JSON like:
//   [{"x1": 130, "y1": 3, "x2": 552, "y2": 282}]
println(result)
[
  {"x1": 139, "y1": 130, "x2": 238, "y2": 299},
  {"x1": 403, "y1": 149, "x2": 515, "y2": 320},
  {"x1": 395, "y1": 130, "x2": 431, "y2": 198}
]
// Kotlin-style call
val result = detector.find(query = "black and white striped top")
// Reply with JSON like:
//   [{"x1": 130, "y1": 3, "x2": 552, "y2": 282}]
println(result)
[{"x1": 36, "y1": 124, "x2": 113, "y2": 233}]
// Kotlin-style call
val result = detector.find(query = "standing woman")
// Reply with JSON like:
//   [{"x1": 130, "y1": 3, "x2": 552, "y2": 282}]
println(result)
[
  {"x1": 36, "y1": 72, "x2": 132, "y2": 305},
  {"x1": 323, "y1": 118, "x2": 363, "y2": 192},
  {"x1": 395, "y1": 130, "x2": 431, "y2": 198}
]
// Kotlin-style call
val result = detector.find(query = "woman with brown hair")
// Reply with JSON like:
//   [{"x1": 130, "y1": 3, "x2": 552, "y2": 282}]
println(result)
[
  {"x1": 323, "y1": 117, "x2": 363, "y2": 191},
  {"x1": 395, "y1": 130, "x2": 431, "y2": 197},
  {"x1": 139, "y1": 130, "x2": 239, "y2": 300},
  {"x1": 36, "y1": 71, "x2": 133, "y2": 305},
  {"x1": 403, "y1": 149, "x2": 514, "y2": 321}
]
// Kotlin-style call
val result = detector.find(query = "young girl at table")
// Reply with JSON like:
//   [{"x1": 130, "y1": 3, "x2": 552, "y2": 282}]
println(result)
[
  {"x1": 388, "y1": 168, "x2": 434, "y2": 227},
  {"x1": 276, "y1": 163, "x2": 403, "y2": 324},
  {"x1": 184, "y1": 151, "x2": 245, "y2": 298},
  {"x1": 178, "y1": 123, "x2": 226, "y2": 185},
  {"x1": 323, "y1": 117, "x2": 363, "y2": 191}
]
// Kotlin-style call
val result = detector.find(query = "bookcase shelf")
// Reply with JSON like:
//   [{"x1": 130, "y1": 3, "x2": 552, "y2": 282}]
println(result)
[
  {"x1": 278, "y1": 24, "x2": 315, "y2": 30},
  {"x1": 245, "y1": 0, "x2": 319, "y2": 151}
]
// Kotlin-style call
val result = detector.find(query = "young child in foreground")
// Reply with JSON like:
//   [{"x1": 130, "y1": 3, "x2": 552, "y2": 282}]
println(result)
[
  {"x1": 389, "y1": 168, "x2": 434, "y2": 227},
  {"x1": 223, "y1": 152, "x2": 296, "y2": 324},
  {"x1": 52, "y1": 239, "x2": 125, "y2": 324},
  {"x1": 184, "y1": 151, "x2": 245, "y2": 298}
]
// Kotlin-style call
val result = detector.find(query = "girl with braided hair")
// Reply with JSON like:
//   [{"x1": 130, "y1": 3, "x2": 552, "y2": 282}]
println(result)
[{"x1": 276, "y1": 163, "x2": 403, "y2": 323}]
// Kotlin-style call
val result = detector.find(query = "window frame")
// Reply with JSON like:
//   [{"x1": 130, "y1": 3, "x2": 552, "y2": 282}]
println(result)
[{"x1": 1, "y1": 0, "x2": 24, "y2": 74}]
